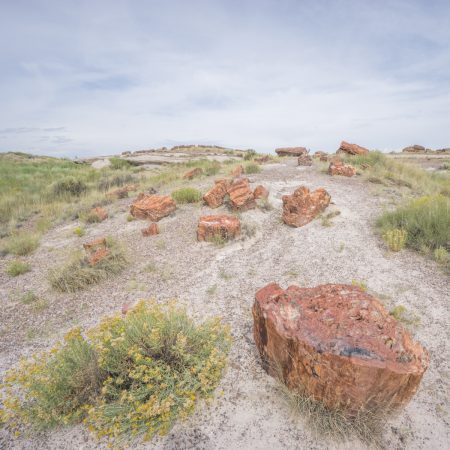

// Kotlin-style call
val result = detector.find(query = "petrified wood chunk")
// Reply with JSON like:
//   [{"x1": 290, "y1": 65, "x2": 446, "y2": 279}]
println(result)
[
  {"x1": 275, "y1": 147, "x2": 308, "y2": 157},
  {"x1": 183, "y1": 167, "x2": 203, "y2": 179},
  {"x1": 141, "y1": 222, "x2": 159, "y2": 237},
  {"x1": 227, "y1": 177, "x2": 256, "y2": 211},
  {"x1": 282, "y1": 186, "x2": 330, "y2": 227},
  {"x1": 328, "y1": 161, "x2": 357, "y2": 177},
  {"x1": 83, "y1": 237, "x2": 109, "y2": 266},
  {"x1": 337, "y1": 141, "x2": 369, "y2": 155},
  {"x1": 231, "y1": 165, "x2": 244, "y2": 178},
  {"x1": 130, "y1": 194, "x2": 176, "y2": 221},
  {"x1": 297, "y1": 155, "x2": 313, "y2": 166},
  {"x1": 253, "y1": 185, "x2": 269, "y2": 200},
  {"x1": 197, "y1": 215, "x2": 240, "y2": 242},
  {"x1": 253, "y1": 283, "x2": 429, "y2": 414},
  {"x1": 203, "y1": 179, "x2": 231, "y2": 208}
]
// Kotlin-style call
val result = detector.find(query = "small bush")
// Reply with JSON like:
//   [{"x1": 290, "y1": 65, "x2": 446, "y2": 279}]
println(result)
[
  {"x1": 109, "y1": 157, "x2": 132, "y2": 170},
  {"x1": 351, "y1": 279, "x2": 367, "y2": 291},
  {"x1": 19, "y1": 290, "x2": 38, "y2": 304},
  {"x1": 52, "y1": 177, "x2": 87, "y2": 197},
  {"x1": 73, "y1": 226, "x2": 85, "y2": 237},
  {"x1": 97, "y1": 172, "x2": 135, "y2": 191},
  {"x1": 6, "y1": 260, "x2": 31, "y2": 277},
  {"x1": 171, "y1": 187, "x2": 202, "y2": 204},
  {"x1": 244, "y1": 149, "x2": 256, "y2": 160},
  {"x1": 3, "y1": 232, "x2": 40, "y2": 255},
  {"x1": 204, "y1": 162, "x2": 221, "y2": 176},
  {"x1": 383, "y1": 228, "x2": 407, "y2": 252},
  {"x1": 48, "y1": 240, "x2": 127, "y2": 292},
  {"x1": 245, "y1": 163, "x2": 261, "y2": 174},
  {"x1": 434, "y1": 246, "x2": 450, "y2": 266},
  {"x1": 377, "y1": 195, "x2": 449, "y2": 253},
  {"x1": 2, "y1": 301, "x2": 231, "y2": 443}
]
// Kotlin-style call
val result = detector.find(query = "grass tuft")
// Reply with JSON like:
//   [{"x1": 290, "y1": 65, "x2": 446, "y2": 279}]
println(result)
[
  {"x1": 48, "y1": 239, "x2": 127, "y2": 292},
  {"x1": 6, "y1": 260, "x2": 31, "y2": 277},
  {"x1": 383, "y1": 228, "x2": 407, "y2": 252},
  {"x1": 244, "y1": 162, "x2": 261, "y2": 174},
  {"x1": 2, "y1": 232, "x2": 40, "y2": 256},
  {"x1": 171, "y1": 187, "x2": 202, "y2": 204}
]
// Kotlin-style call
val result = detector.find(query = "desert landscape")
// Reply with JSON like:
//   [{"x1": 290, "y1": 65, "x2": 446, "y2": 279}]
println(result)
[{"x1": 0, "y1": 143, "x2": 449, "y2": 449}]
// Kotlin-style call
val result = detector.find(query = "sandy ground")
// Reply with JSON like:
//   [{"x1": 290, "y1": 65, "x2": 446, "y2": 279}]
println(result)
[{"x1": 0, "y1": 158, "x2": 449, "y2": 449}]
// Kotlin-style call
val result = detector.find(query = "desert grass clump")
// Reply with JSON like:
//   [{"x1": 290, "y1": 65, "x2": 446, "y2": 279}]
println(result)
[
  {"x1": 6, "y1": 260, "x2": 31, "y2": 277},
  {"x1": 434, "y1": 246, "x2": 450, "y2": 266},
  {"x1": 279, "y1": 382, "x2": 386, "y2": 448},
  {"x1": 171, "y1": 187, "x2": 202, "y2": 204},
  {"x1": 382, "y1": 228, "x2": 407, "y2": 252},
  {"x1": 73, "y1": 226, "x2": 85, "y2": 237},
  {"x1": 244, "y1": 162, "x2": 261, "y2": 174},
  {"x1": 108, "y1": 157, "x2": 132, "y2": 170},
  {"x1": 48, "y1": 239, "x2": 127, "y2": 293},
  {"x1": 3, "y1": 232, "x2": 40, "y2": 256},
  {"x1": 1, "y1": 301, "x2": 231, "y2": 443},
  {"x1": 51, "y1": 177, "x2": 88, "y2": 198},
  {"x1": 377, "y1": 195, "x2": 449, "y2": 254}
]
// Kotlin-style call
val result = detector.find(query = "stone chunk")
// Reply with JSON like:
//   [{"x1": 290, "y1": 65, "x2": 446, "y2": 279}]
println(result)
[
  {"x1": 183, "y1": 167, "x2": 203, "y2": 179},
  {"x1": 197, "y1": 215, "x2": 240, "y2": 242},
  {"x1": 141, "y1": 222, "x2": 159, "y2": 237},
  {"x1": 83, "y1": 237, "x2": 109, "y2": 266},
  {"x1": 275, "y1": 147, "x2": 308, "y2": 157},
  {"x1": 253, "y1": 185, "x2": 269, "y2": 200},
  {"x1": 130, "y1": 194, "x2": 176, "y2": 221},
  {"x1": 90, "y1": 207, "x2": 108, "y2": 222},
  {"x1": 228, "y1": 177, "x2": 256, "y2": 211},
  {"x1": 298, "y1": 155, "x2": 313, "y2": 166},
  {"x1": 337, "y1": 141, "x2": 369, "y2": 155},
  {"x1": 282, "y1": 186, "x2": 330, "y2": 227},
  {"x1": 253, "y1": 283, "x2": 429, "y2": 414},
  {"x1": 203, "y1": 179, "x2": 231, "y2": 208},
  {"x1": 328, "y1": 161, "x2": 356, "y2": 177},
  {"x1": 231, "y1": 165, "x2": 244, "y2": 178}
]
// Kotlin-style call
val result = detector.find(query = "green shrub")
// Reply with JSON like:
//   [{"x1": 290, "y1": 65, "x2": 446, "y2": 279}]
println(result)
[
  {"x1": 73, "y1": 226, "x2": 85, "y2": 237},
  {"x1": 6, "y1": 260, "x2": 31, "y2": 277},
  {"x1": 2, "y1": 301, "x2": 231, "y2": 442},
  {"x1": 204, "y1": 162, "x2": 221, "y2": 176},
  {"x1": 171, "y1": 187, "x2": 202, "y2": 204},
  {"x1": 377, "y1": 195, "x2": 449, "y2": 253},
  {"x1": 383, "y1": 228, "x2": 407, "y2": 252},
  {"x1": 52, "y1": 177, "x2": 88, "y2": 197},
  {"x1": 3, "y1": 233, "x2": 40, "y2": 255},
  {"x1": 245, "y1": 163, "x2": 261, "y2": 174},
  {"x1": 244, "y1": 149, "x2": 256, "y2": 160},
  {"x1": 434, "y1": 246, "x2": 450, "y2": 266},
  {"x1": 19, "y1": 290, "x2": 39, "y2": 304},
  {"x1": 48, "y1": 240, "x2": 127, "y2": 292},
  {"x1": 97, "y1": 172, "x2": 136, "y2": 191},
  {"x1": 109, "y1": 157, "x2": 132, "y2": 170}
]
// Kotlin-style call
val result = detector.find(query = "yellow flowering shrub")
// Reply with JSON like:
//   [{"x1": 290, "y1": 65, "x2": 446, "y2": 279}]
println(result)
[{"x1": 1, "y1": 300, "x2": 231, "y2": 444}]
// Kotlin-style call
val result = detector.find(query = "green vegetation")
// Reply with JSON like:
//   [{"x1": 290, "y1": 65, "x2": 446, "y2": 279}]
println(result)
[
  {"x1": 51, "y1": 177, "x2": 87, "y2": 197},
  {"x1": 109, "y1": 157, "x2": 132, "y2": 170},
  {"x1": 2, "y1": 232, "x2": 40, "y2": 255},
  {"x1": 6, "y1": 260, "x2": 31, "y2": 277},
  {"x1": 73, "y1": 226, "x2": 85, "y2": 237},
  {"x1": 48, "y1": 239, "x2": 127, "y2": 292},
  {"x1": 382, "y1": 228, "x2": 407, "y2": 252},
  {"x1": 351, "y1": 279, "x2": 368, "y2": 292},
  {"x1": 171, "y1": 187, "x2": 202, "y2": 204},
  {"x1": 2, "y1": 301, "x2": 231, "y2": 442},
  {"x1": 389, "y1": 305, "x2": 420, "y2": 326},
  {"x1": 377, "y1": 195, "x2": 449, "y2": 267},
  {"x1": 244, "y1": 162, "x2": 261, "y2": 174}
]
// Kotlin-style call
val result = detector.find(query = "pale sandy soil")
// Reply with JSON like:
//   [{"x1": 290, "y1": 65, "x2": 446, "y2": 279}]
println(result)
[{"x1": 0, "y1": 158, "x2": 449, "y2": 449}]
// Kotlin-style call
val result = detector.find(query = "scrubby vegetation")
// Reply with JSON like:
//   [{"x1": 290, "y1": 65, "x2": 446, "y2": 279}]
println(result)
[
  {"x1": 1, "y1": 301, "x2": 231, "y2": 443},
  {"x1": 6, "y1": 260, "x2": 31, "y2": 277},
  {"x1": 244, "y1": 162, "x2": 261, "y2": 174},
  {"x1": 2, "y1": 232, "x2": 40, "y2": 256},
  {"x1": 48, "y1": 238, "x2": 127, "y2": 292},
  {"x1": 382, "y1": 228, "x2": 407, "y2": 252},
  {"x1": 377, "y1": 195, "x2": 449, "y2": 268},
  {"x1": 171, "y1": 187, "x2": 202, "y2": 204}
]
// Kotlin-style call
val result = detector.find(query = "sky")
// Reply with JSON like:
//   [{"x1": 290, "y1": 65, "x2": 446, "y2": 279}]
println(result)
[{"x1": 0, "y1": 0, "x2": 449, "y2": 157}]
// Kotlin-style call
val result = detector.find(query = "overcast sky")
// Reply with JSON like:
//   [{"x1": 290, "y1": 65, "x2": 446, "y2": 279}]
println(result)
[{"x1": 1, "y1": 0, "x2": 449, "y2": 157}]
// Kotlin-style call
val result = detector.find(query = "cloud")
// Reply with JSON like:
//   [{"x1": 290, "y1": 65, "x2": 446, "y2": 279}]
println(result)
[{"x1": 0, "y1": 0, "x2": 449, "y2": 157}]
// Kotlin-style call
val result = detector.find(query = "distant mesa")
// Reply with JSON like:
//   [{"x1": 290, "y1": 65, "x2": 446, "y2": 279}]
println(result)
[{"x1": 275, "y1": 147, "x2": 308, "y2": 157}]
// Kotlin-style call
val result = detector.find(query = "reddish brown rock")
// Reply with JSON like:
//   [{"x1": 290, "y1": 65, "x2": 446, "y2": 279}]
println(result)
[
  {"x1": 203, "y1": 178, "x2": 231, "y2": 208},
  {"x1": 141, "y1": 222, "x2": 159, "y2": 237},
  {"x1": 297, "y1": 155, "x2": 313, "y2": 166},
  {"x1": 106, "y1": 184, "x2": 138, "y2": 199},
  {"x1": 282, "y1": 186, "x2": 330, "y2": 227},
  {"x1": 90, "y1": 207, "x2": 108, "y2": 222},
  {"x1": 183, "y1": 167, "x2": 203, "y2": 180},
  {"x1": 197, "y1": 214, "x2": 241, "y2": 242},
  {"x1": 231, "y1": 165, "x2": 244, "y2": 178},
  {"x1": 83, "y1": 237, "x2": 109, "y2": 266},
  {"x1": 320, "y1": 155, "x2": 328, "y2": 162},
  {"x1": 227, "y1": 177, "x2": 256, "y2": 211},
  {"x1": 328, "y1": 161, "x2": 357, "y2": 177},
  {"x1": 313, "y1": 151, "x2": 327, "y2": 159},
  {"x1": 337, "y1": 141, "x2": 369, "y2": 155},
  {"x1": 275, "y1": 147, "x2": 308, "y2": 157},
  {"x1": 130, "y1": 194, "x2": 176, "y2": 221},
  {"x1": 253, "y1": 283, "x2": 429, "y2": 415},
  {"x1": 253, "y1": 185, "x2": 269, "y2": 200}
]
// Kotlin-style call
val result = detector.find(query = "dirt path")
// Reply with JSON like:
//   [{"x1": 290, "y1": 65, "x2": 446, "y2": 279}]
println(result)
[{"x1": 1, "y1": 159, "x2": 449, "y2": 449}]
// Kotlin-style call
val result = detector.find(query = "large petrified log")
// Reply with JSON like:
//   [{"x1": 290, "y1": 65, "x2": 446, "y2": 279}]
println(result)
[
  {"x1": 197, "y1": 215, "x2": 241, "y2": 242},
  {"x1": 282, "y1": 186, "x2": 330, "y2": 227},
  {"x1": 337, "y1": 141, "x2": 369, "y2": 155},
  {"x1": 227, "y1": 177, "x2": 256, "y2": 211},
  {"x1": 130, "y1": 194, "x2": 176, "y2": 221},
  {"x1": 253, "y1": 283, "x2": 429, "y2": 415},
  {"x1": 275, "y1": 147, "x2": 308, "y2": 157},
  {"x1": 203, "y1": 179, "x2": 231, "y2": 208},
  {"x1": 328, "y1": 160, "x2": 356, "y2": 177}
]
